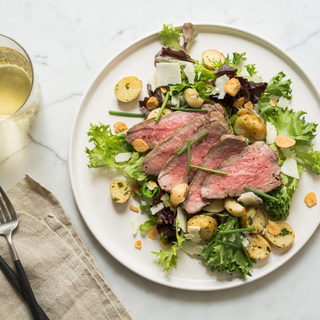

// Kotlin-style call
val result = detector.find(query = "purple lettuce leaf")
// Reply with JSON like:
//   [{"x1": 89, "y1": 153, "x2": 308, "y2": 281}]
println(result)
[
  {"x1": 181, "y1": 23, "x2": 198, "y2": 53},
  {"x1": 156, "y1": 206, "x2": 177, "y2": 244},
  {"x1": 214, "y1": 65, "x2": 237, "y2": 77},
  {"x1": 154, "y1": 47, "x2": 194, "y2": 66},
  {"x1": 237, "y1": 77, "x2": 268, "y2": 104},
  {"x1": 138, "y1": 84, "x2": 164, "y2": 115}
]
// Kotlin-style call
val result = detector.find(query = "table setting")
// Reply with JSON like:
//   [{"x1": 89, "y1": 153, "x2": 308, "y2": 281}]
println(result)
[{"x1": 1, "y1": 1, "x2": 320, "y2": 319}]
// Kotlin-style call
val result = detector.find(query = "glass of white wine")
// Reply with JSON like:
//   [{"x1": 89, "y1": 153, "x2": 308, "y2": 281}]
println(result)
[{"x1": 0, "y1": 34, "x2": 40, "y2": 122}]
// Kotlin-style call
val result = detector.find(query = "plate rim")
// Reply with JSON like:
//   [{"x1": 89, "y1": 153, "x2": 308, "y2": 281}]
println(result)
[{"x1": 68, "y1": 23, "x2": 320, "y2": 291}]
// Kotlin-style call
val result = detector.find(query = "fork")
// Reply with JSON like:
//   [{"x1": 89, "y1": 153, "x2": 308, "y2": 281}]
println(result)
[{"x1": 0, "y1": 186, "x2": 44, "y2": 320}]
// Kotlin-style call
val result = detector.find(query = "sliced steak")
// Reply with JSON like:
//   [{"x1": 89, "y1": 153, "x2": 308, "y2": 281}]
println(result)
[
  {"x1": 158, "y1": 119, "x2": 230, "y2": 192},
  {"x1": 126, "y1": 103, "x2": 225, "y2": 149},
  {"x1": 184, "y1": 135, "x2": 247, "y2": 214},
  {"x1": 201, "y1": 141, "x2": 282, "y2": 200},
  {"x1": 141, "y1": 110, "x2": 226, "y2": 176}
]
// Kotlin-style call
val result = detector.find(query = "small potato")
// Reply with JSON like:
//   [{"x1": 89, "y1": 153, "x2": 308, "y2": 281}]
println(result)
[
  {"x1": 268, "y1": 220, "x2": 281, "y2": 236},
  {"x1": 237, "y1": 108, "x2": 255, "y2": 116},
  {"x1": 244, "y1": 101, "x2": 253, "y2": 110},
  {"x1": 224, "y1": 78, "x2": 241, "y2": 97},
  {"x1": 110, "y1": 179, "x2": 131, "y2": 203},
  {"x1": 183, "y1": 88, "x2": 204, "y2": 108},
  {"x1": 264, "y1": 221, "x2": 295, "y2": 248},
  {"x1": 247, "y1": 234, "x2": 271, "y2": 260},
  {"x1": 146, "y1": 97, "x2": 159, "y2": 110},
  {"x1": 233, "y1": 114, "x2": 267, "y2": 142},
  {"x1": 224, "y1": 197, "x2": 246, "y2": 217},
  {"x1": 114, "y1": 76, "x2": 143, "y2": 102},
  {"x1": 133, "y1": 139, "x2": 149, "y2": 153},
  {"x1": 234, "y1": 97, "x2": 246, "y2": 108},
  {"x1": 202, "y1": 49, "x2": 225, "y2": 70},
  {"x1": 170, "y1": 183, "x2": 189, "y2": 207},
  {"x1": 305, "y1": 192, "x2": 317, "y2": 208},
  {"x1": 147, "y1": 107, "x2": 173, "y2": 120},
  {"x1": 187, "y1": 215, "x2": 218, "y2": 243},
  {"x1": 114, "y1": 121, "x2": 128, "y2": 133},
  {"x1": 275, "y1": 135, "x2": 296, "y2": 148},
  {"x1": 241, "y1": 207, "x2": 266, "y2": 233},
  {"x1": 202, "y1": 199, "x2": 225, "y2": 214}
]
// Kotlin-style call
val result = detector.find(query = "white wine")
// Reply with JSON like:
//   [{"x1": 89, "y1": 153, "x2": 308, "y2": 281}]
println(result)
[{"x1": 0, "y1": 47, "x2": 32, "y2": 119}]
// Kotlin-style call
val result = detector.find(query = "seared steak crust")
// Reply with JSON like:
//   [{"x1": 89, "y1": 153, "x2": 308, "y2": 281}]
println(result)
[
  {"x1": 201, "y1": 141, "x2": 282, "y2": 200},
  {"x1": 184, "y1": 135, "x2": 247, "y2": 214},
  {"x1": 141, "y1": 111, "x2": 226, "y2": 176},
  {"x1": 126, "y1": 104, "x2": 225, "y2": 149},
  {"x1": 158, "y1": 119, "x2": 230, "y2": 192}
]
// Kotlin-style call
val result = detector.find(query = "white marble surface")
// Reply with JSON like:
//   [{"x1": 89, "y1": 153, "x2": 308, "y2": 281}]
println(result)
[{"x1": 1, "y1": 0, "x2": 320, "y2": 319}]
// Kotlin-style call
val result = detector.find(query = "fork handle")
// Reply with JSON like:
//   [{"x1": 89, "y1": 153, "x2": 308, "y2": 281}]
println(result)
[{"x1": 14, "y1": 259, "x2": 44, "y2": 320}]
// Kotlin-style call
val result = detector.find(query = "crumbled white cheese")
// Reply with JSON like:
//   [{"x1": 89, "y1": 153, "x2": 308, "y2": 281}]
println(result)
[
  {"x1": 197, "y1": 71, "x2": 202, "y2": 80},
  {"x1": 181, "y1": 241, "x2": 204, "y2": 255},
  {"x1": 212, "y1": 75, "x2": 229, "y2": 99},
  {"x1": 115, "y1": 152, "x2": 133, "y2": 163},
  {"x1": 237, "y1": 192, "x2": 263, "y2": 206},
  {"x1": 281, "y1": 157, "x2": 300, "y2": 179},
  {"x1": 185, "y1": 234, "x2": 195, "y2": 240},
  {"x1": 229, "y1": 234, "x2": 236, "y2": 243},
  {"x1": 171, "y1": 93, "x2": 180, "y2": 107},
  {"x1": 150, "y1": 203, "x2": 164, "y2": 215},
  {"x1": 186, "y1": 226, "x2": 201, "y2": 244},
  {"x1": 141, "y1": 200, "x2": 147, "y2": 206},
  {"x1": 240, "y1": 236, "x2": 249, "y2": 249},
  {"x1": 266, "y1": 122, "x2": 277, "y2": 145},
  {"x1": 131, "y1": 214, "x2": 141, "y2": 235},
  {"x1": 156, "y1": 63, "x2": 181, "y2": 86},
  {"x1": 184, "y1": 63, "x2": 195, "y2": 84},
  {"x1": 176, "y1": 207, "x2": 187, "y2": 233},
  {"x1": 278, "y1": 96, "x2": 290, "y2": 108},
  {"x1": 262, "y1": 228, "x2": 266, "y2": 235},
  {"x1": 148, "y1": 73, "x2": 157, "y2": 91}
]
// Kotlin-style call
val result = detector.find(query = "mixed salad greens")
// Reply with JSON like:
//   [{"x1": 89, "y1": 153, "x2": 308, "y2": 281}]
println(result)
[{"x1": 86, "y1": 23, "x2": 319, "y2": 277}]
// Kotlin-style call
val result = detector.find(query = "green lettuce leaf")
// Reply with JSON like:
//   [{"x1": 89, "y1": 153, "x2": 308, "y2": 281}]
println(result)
[
  {"x1": 201, "y1": 217, "x2": 254, "y2": 277},
  {"x1": 295, "y1": 149, "x2": 320, "y2": 175},
  {"x1": 245, "y1": 64, "x2": 258, "y2": 77},
  {"x1": 139, "y1": 214, "x2": 158, "y2": 232},
  {"x1": 268, "y1": 107, "x2": 317, "y2": 146},
  {"x1": 152, "y1": 219, "x2": 185, "y2": 273},
  {"x1": 85, "y1": 123, "x2": 148, "y2": 181},
  {"x1": 159, "y1": 23, "x2": 181, "y2": 51},
  {"x1": 134, "y1": 182, "x2": 160, "y2": 211},
  {"x1": 225, "y1": 52, "x2": 247, "y2": 68},
  {"x1": 264, "y1": 71, "x2": 292, "y2": 99}
]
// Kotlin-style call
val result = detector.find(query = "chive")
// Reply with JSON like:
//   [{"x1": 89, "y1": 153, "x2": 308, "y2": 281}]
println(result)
[
  {"x1": 220, "y1": 227, "x2": 255, "y2": 234},
  {"x1": 243, "y1": 186, "x2": 279, "y2": 202},
  {"x1": 171, "y1": 107, "x2": 208, "y2": 112},
  {"x1": 177, "y1": 131, "x2": 209, "y2": 155},
  {"x1": 216, "y1": 240, "x2": 241, "y2": 249},
  {"x1": 155, "y1": 91, "x2": 170, "y2": 122},
  {"x1": 187, "y1": 140, "x2": 191, "y2": 173},
  {"x1": 239, "y1": 241, "x2": 253, "y2": 267},
  {"x1": 190, "y1": 165, "x2": 227, "y2": 175},
  {"x1": 109, "y1": 111, "x2": 145, "y2": 117}
]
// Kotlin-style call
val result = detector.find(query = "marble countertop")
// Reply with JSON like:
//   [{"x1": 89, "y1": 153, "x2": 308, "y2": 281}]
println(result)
[{"x1": 1, "y1": 1, "x2": 320, "y2": 319}]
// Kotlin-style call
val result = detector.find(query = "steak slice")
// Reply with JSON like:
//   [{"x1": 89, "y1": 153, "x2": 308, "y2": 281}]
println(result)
[
  {"x1": 126, "y1": 103, "x2": 225, "y2": 149},
  {"x1": 158, "y1": 119, "x2": 230, "y2": 192},
  {"x1": 184, "y1": 135, "x2": 247, "y2": 214},
  {"x1": 201, "y1": 141, "x2": 282, "y2": 200},
  {"x1": 141, "y1": 110, "x2": 226, "y2": 176}
]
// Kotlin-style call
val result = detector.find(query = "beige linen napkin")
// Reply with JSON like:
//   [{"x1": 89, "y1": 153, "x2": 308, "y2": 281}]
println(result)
[{"x1": 0, "y1": 174, "x2": 132, "y2": 320}]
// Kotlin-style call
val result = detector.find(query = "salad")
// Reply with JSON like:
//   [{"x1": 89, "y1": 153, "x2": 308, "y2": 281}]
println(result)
[{"x1": 85, "y1": 23, "x2": 320, "y2": 277}]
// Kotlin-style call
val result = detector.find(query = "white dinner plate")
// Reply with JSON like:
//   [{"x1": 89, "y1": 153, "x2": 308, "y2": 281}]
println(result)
[{"x1": 69, "y1": 24, "x2": 320, "y2": 291}]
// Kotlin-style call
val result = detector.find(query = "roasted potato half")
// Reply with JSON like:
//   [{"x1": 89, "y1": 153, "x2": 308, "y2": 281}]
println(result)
[
  {"x1": 187, "y1": 215, "x2": 217, "y2": 243},
  {"x1": 224, "y1": 198, "x2": 246, "y2": 217},
  {"x1": 110, "y1": 179, "x2": 131, "y2": 203},
  {"x1": 247, "y1": 234, "x2": 271, "y2": 260},
  {"x1": 202, "y1": 199, "x2": 225, "y2": 214},
  {"x1": 241, "y1": 207, "x2": 266, "y2": 233},
  {"x1": 114, "y1": 76, "x2": 143, "y2": 102},
  {"x1": 264, "y1": 221, "x2": 295, "y2": 248},
  {"x1": 234, "y1": 114, "x2": 267, "y2": 142},
  {"x1": 202, "y1": 49, "x2": 225, "y2": 70}
]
